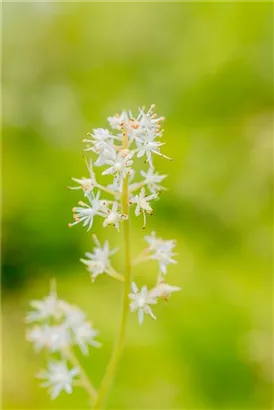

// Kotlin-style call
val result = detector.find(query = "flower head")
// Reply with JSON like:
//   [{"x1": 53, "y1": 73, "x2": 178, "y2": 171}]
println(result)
[
  {"x1": 69, "y1": 191, "x2": 104, "y2": 231},
  {"x1": 26, "y1": 287, "x2": 101, "y2": 356},
  {"x1": 129, "y1": 282, "x2": 157, "y2": 324},
  {"x1": 26, "y1": 293, "x2": 60, "y2": 323},
  {"x1": 102, "y1": 151, "x2": 133, "y2": 182},
  {"x1": 69, "y1": 159, "x2": 96, "y2": 195},
  {"x1": 130, "y1": 188, "x2": 158, "y2": 228},
  {"x1": 37, "y1": 361, "x2": 79, "y2": 399},
  {"x1": 102, "y1": 201, "x2": 128, "y2": 231},
  {"x1": 149, "y1": 281, "x2": 181, "y2": 301},
  {"x1": 140, "y1": 167, "x2": 167, "y2": 194},
  {"x1": 81, "y1": 235, "x2": 117, "y2": 281},
  {"x1": 26, "y1": 324, "x2": 70, "y2": 352}
]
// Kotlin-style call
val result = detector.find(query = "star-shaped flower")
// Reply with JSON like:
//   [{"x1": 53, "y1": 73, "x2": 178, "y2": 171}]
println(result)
[{"x1": 129, "y1": 282, "x2": 157, "y2": 324}]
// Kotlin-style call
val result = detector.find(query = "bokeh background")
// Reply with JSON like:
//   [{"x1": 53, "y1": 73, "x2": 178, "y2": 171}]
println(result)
[{"x1": 2, "y1": 2, "x2": 273, "y2": 409}]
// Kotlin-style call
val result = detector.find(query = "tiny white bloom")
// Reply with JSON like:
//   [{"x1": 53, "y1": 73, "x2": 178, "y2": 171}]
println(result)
[
  {"x1": 94, "y1": 143, "x2": 116, "y2": 167},
  {"x1": 129, "y1": 282, "x2": 157, "y2": 325},
  {"x1": 69, "y1": 191, "x2": 105, "y2": 231},
  {"x1": 151, "y1": 246, "x2": 177, "y2": 275},
  {"x1": 69, "y1": 159, "x2": 96, "y2": 195},
  {"x1": 140, "y1": 167, "x2": 167, "y2": 194},
  {"x1": 102, "y1": 151, "x2": 133, "y2": 181},
  {"x1": 136, "y1": 132, "x2": 170, "y2": 166},
  {"x1": 27, "y1": 324, "x2": 70, "y2": 352},
  {"x1": 84, "y1": 128, "x2": 115, "y2": 151},
  {"x1": 149, "y1": 281, "x2": 181, "y2": 300},
  {"x1": 80, "y1": 235, "x2": 117, "y2": 281},
  {"x1": 130, "y1": 188, "x2": 158, "y2": 228},
  {"x1": 144, "y1": 232, "x2": 177, "y2": 274},
  {"x1": 72, "y1": 321, "x2": 101, "y2": 355},
  {"x1": 26, "y1": 293, "x2": 60, "y2": 323},
  {"x1": 144, "y1": 232, "x2": 175, "y2": 252},
  {"x1": 37, "y1": 361, "x2": 79, "y2": 399},
  {"x1": 107, "y1": 111, "x2": 128, "y2": 130},
  {"x1": 102, "y1": 201, "x2": 128, "y2": 231}
]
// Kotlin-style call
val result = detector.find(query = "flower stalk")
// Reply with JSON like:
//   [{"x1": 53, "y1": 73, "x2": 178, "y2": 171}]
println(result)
[
  {"x1": 93, "y1": 128, "x2": 131, "y2": 409},
  {"x1": 26, "y1": 105, "x2": 180, "y2": 409}
]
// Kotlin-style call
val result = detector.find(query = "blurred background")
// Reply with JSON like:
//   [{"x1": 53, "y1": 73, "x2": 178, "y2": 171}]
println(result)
[{"x1": 2, "y1": 2, "x2": 273, "y2": 409}]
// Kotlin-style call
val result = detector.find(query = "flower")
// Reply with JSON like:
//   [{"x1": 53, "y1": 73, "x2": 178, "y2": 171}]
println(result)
[
  {"x1": 151, "y1": 245, "x2": 177, "y2": 275},
  {"x1": 69, "y1": 159, "x2": 96, "y2": 195},
  {"x1": 37, "y1": 361, "x2": 79, "y2": 399},
  {"x1": 94, "y1": 144, "x2": 116, "y2": 167},
  {"x1": 80, "y1": 235, "x2": 117, "y2": 281},
  {"x1": 83, "y1": 128, "x2": 115, "y2": 152},
  {"x1": 137, "y1": 105, "x2": 165, "y2": 137},
  {"x1": 26, "y1": 287, "x2": 102, "y2": 355},
  {"x1": 144, "y1": 232, "x2": 175, "y2": 252},
  {"x1": 107, "y1": 111, "x2": 128, "y2": 130},
  {"x1": 102, "y1": 151, "x2": 133, "y2": 182},
  {"x1": 107, "y1": 105, "x2": 164, "y2": 141},
  {"x1": 149, "y1": 281, "x2": 181, "y2": 301},
  {"x1": 140, "y1": 167, "x2": 167, "y2": 194},
  {"x1": 69, "y1": 191, "x2": 104, "y2": 231},
  {"x1": 26, "y1": 293, "x2": 60, "y2": 323},
  {"x1": 129, "y1": 282, "x2": 157, "y2": 324},
  {"x1": 136, "y1": 132, "x2": 171, "y2": 166},
  {"x1": 72, "y1": 322, "x2": 101, "y2": 355},
  {"x1": 26, "y1": 324, "x2": 70, "y2": 352},
  {"x1": 130, "y1": 188, "x2": 158, "y2": 228},
  {"x1": 144, "y1": 232, "x2": 177, "y2": 274},
  {"x1": 102, "y1": 201, "x2": 128, "y2": 231}
]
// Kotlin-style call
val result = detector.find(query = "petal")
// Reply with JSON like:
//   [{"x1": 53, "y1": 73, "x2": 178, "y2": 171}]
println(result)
[
  {"x1": 138, "y1": 309, "x2": 144, "y2": 325},
  {"x1": 131, "y1": 282, "x2": 138, "y2": 294}
]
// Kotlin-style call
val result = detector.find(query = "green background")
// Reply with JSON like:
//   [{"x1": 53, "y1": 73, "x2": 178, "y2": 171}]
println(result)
[{"x1": 2, "y1": 2, "x2": 273, "y2": 409}]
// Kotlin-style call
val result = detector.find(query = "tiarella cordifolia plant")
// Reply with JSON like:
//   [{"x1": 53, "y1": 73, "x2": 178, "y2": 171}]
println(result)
[{"x1": 26, "y1": 105, "x2": 180, "y2": 408}]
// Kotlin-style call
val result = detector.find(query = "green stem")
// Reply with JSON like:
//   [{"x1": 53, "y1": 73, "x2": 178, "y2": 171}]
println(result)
[
  {"x1": 93, "y1": 130, "x2": 131, "y2": 409},
  {"x1": 65, "y1": 349, "x2": 97, "y2": 403}
]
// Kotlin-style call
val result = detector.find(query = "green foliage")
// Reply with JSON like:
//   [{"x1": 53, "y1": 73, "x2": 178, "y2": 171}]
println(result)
[{"x1": 2, "y1": 2, "x2": 273, "y2": 409}]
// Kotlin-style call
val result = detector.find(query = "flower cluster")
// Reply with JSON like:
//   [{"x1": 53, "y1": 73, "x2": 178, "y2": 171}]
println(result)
[
  {"x1": 129, "y1": 232, "x2": 180, "y2": 324},
  {"x1": 26, "y1": 286, "x2": 100, "y2": 399},
  {"x1": 27, "y1": 105, "x2": 180, "y2": 405},
  {"x1": 69, "y1": 105, "x2": 170, "y2": 231}
]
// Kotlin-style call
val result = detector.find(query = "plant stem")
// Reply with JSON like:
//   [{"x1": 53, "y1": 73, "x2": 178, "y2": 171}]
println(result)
[
  {"x1": 106, "y1": 266, "x2": 124, "y2": 283},
  {"x1": 65, "y1": 349, "x2": 97, "y2": 403},
  {"x1": 93, "y1": 129, "x2": 131, "y2": 409}
]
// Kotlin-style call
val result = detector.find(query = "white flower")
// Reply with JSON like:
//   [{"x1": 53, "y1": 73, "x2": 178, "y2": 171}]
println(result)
[
  {"x1": 61, "y1": 303, "x2": 87, "y2": 328},
  {"x1": 27, "y1": 324, "x2": 70, "y2": 352},
  {"x1": 129, "y1": 282, "x2": 157, "y2": 325},
  {"x1": 69, "y1": 191, "x2": 104, "y2": 231},
  {"x1": 102, "y1": 151, "x2": 133, "y2": 181},
  {"x1": 80, "y1": 235, "x2": 117, "y2": 281},
  {"x1": 37, "y1": 361, "x2": 79, "y2": 399},
  {"x1": 94, "y1": 144, "x2": 116, "y2": 167},
  {"x1": 26, "y1": 294, "x2": 60, "y2": 323},
  {"x1": 84, "y1": 128, "x2": 115, "y2": 151},
  {"x1": 69, "y1": 159, "x2": 96, "y2": 195},
  {"x1": 102, "y1": 201, "x2": 128, "y2": 231},
  {"x1": 107, "y1": 111, "x2": 128, "y2": 130},
  {"x1": 144, "y1": 232, "x2": 177, "y2": 274},
  {"x1": 140, "y1": 167, "x2": 167, "y2": 193},
  {"x1": 137, "y1": 105, "x2": 165, "y2": 137},
  {"x1": 149, "y1": 281, "x2": 181, "y2": 300},
  {"x1": 144, "y1": 232, "x2": 175, "y2": 252},
  {"x1": 72, "y1": 322, "x2": 101, "y2": 355},
  {"x1": 136, "y1": 132, "x2": 171, "y2": 166},
  {"x1": 130, "y1": 188, "x2": 158, "y2": 228},
  {"x1": 151, "y1": 246, "x2": 177, "y2": 275},
  {"x1": 107, "y1": 105, "x2": 164, "y2": 141},
  {"x1": 83, "y1": 128, "x2": 117, "y2": 166}
]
